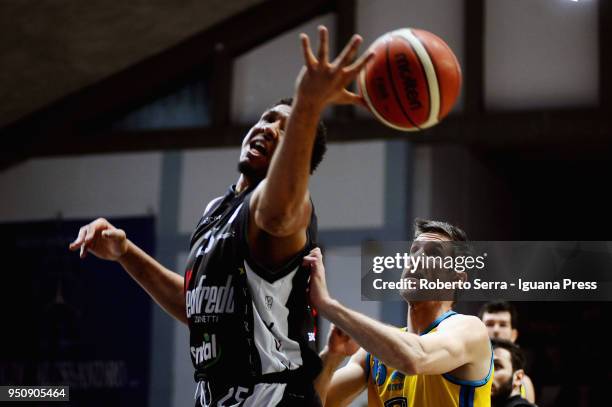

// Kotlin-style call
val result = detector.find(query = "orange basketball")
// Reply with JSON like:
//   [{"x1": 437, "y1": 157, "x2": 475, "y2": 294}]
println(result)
[{"x1": 358, "y1": 28, "x2": 462, "y2": 131}]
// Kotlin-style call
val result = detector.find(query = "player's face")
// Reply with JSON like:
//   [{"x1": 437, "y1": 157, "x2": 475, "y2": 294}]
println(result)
[
  {"x1": 238, "y1": 104, "x2": 291, "y2": 181},
  {"x1": 400, "y1": 232, "x2": 459, "y2": 302},
  {"x1": 491, "y1": 348, "x2": 514, "y2": 398},
  {"x1": 482, "y1": 311, "x2": 515, "y2": 341}
]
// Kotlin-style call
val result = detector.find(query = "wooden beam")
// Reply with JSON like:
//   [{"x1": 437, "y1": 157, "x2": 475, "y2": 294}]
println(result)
[
  {"x1": 464, "y1": 0, "x2": 485, "y2": 115},
  {"x1": 16, "y1": 109, "x2": 611, "y2": 165}
]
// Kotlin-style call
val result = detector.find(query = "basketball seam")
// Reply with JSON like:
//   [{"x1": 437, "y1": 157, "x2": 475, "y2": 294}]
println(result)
[
  {"x1": 401, "y1": 34, "x2": 429, "y2": 131},
  {"x1": 414, "y1": 31, "x2": 444, "y2": 120},
  {"x1": 396, "y1": 29, "x2": 440, "y2": 129},
  {"x1": 360, "y1": 65, "x2": 415, "y2": 132},
  {"x1": 384, "y1": 39, "x2": 421, "y2": 130}
]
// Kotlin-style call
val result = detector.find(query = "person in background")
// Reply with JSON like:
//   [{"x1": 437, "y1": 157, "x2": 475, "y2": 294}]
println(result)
[
  {"x1": 490, "y1": 339, "x2": 536, "y2": 407},
  {"x1": 479, "y1": 301, "x2": 536, "y2": 403}
]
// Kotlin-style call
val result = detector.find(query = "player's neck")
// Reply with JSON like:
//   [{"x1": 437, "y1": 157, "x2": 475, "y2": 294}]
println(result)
[
  {"x1": 406, "y1": 301, "x2": 453, "y2": 335},
  {"x1": 236, "y1": 175, "x2": 249, "y2": 193},
  {"x1": 236, "y1": 174, "x2": 264, "y2": 194}
]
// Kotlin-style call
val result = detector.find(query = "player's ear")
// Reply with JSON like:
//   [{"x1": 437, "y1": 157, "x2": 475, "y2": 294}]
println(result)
[
  {"x1": 511, "y1": 328, "x2": 518, "y2": 342},
  {"x1": 512, "y1": 369, "x2": 525, "y2": 391}
]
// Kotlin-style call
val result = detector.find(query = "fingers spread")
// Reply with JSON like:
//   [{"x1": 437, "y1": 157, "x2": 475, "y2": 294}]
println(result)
[
  {"x1": 333, "y1": 34, "x2": 363, "y2": 70},
  {"x1": 345, "y1": 50, "x2": 375, "y2": 75},
  {"x1": 301, "y1": 34, "x2": 317, "y2": 69},
  {"x1": 317, "y1": 25, "x2": 329, "y2": 64}
]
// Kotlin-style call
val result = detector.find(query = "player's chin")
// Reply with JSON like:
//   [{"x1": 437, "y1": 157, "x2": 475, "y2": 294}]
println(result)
[{"x1": 238, "y1": 157, "x2": 269, "y2": 179}]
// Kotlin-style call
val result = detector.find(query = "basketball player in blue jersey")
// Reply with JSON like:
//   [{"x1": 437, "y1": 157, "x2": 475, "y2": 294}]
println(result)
[
  {"x1": 306, "y1": 219, "x2": 494, "y2": 407},
  {"x1": 68, "y1": 25, "x2": 373, "y2": 406}
]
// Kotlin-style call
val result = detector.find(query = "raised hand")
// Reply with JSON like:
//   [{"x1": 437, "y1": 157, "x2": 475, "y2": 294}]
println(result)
[
  {"x1": 68, "y1": 218, "x2": 129, "y2": 261},
  {"x1": 295, "y1": 25, "x2": 373, "y2": 110}
]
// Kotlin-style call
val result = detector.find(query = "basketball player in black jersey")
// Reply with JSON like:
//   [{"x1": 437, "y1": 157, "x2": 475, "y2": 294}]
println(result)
[{"x1": 68, "y1": 25, "x2": 373, "y2": 406}]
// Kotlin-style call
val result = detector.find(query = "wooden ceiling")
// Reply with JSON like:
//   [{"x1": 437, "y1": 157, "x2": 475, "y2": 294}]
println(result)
[{"x1": 0, "y1": 0, "x2": 264, "y2": 128}]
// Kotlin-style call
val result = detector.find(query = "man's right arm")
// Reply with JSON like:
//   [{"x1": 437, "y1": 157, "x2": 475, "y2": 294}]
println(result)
[{"x1": 69, "y1": 218, "x2": 186, "y2": 324}]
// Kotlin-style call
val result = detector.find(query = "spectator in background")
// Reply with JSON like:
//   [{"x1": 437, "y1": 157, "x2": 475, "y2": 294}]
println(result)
[
  {"x1": 491, "y1": 339, "x2": 536, "y2": 407},
  {"x1": 479, "y1": 301, "x2": 536, "y2": 403}
]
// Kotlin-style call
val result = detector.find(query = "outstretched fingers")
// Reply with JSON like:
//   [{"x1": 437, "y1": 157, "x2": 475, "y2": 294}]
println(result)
[
  {"x1": 317, "y1": 25, "x2": 329, "y2": 65},
  {"x1": 300, "y1": 33, "x2": 317, "y2": 70},
  {"x1": 333, "y1": 34, "x2": 363, "y2": 71},
  {"x1": 345, "y1": 49, "x2": 375, "y2": 76}
]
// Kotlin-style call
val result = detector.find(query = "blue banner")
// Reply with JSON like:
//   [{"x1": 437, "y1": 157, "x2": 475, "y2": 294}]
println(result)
[{"x1": 0, "y1": 217, "x2": 155, "y2": 406}]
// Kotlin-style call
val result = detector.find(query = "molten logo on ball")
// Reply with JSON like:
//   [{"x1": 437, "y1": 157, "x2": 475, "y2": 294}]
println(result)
[
  {"x1": 394, "y1": 53, "x2": 422, "y2": 111},
  {"x1": 359, "y1": 28, "x2": 462, "y2": 132}
]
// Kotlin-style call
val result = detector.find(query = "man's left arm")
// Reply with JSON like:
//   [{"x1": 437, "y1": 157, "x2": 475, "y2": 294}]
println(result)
[
  {"x1": 304, "y1": 248, "x2": 489, "y2": 376},
  {"x1": 251, "y1": 26, "x2": 372, "y2": 238}
]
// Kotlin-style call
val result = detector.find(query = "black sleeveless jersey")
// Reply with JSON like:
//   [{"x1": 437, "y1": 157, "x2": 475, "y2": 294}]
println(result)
[{"x1": 184, "y1": 185, "x2": 321, "y2": 406}]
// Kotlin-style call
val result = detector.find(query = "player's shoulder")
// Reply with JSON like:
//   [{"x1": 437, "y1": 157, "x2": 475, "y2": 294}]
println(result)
[
  {"x1": 203, "y1": 195, "x2": 225, "y2": 215},
  {"x1": 439, "y1": 313, "x2": 488, "y2": 336}
]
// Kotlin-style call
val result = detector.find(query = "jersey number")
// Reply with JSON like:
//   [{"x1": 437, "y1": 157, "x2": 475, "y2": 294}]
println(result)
[{"x1": 218, "y1": 386, "x2": 249, "y2": 405}]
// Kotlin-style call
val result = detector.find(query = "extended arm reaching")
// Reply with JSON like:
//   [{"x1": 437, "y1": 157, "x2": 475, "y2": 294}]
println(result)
[
  {"x1": 304, "y1": 248, "x2": 491, "y2": 379},
  {"x1": 251, "y1": 26, "x2": 373, "y2": 237},
  {"x1": 69, "y1": 218, "x2": 186, "y2": 324}
]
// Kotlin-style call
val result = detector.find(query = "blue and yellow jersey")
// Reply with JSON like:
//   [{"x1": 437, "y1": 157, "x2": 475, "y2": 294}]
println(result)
[{"x1": 366, "y1": 311, "x2": 493, "y2": 407}]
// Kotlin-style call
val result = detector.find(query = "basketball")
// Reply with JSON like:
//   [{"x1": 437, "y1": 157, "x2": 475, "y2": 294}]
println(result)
[{"x1": 358, "y1": 28, "x2": 462, "y2": 131}]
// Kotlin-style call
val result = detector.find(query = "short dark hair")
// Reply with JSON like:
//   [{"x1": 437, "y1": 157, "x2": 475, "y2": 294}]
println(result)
[
  {"x1": 273, "y1": 98, "x2": 327, "y2": 173},
  {"x1": 491, "y1": 338, "x2": 525, "y2": 373},
  {"x1": 414, "y1": 218, "x2": 468, "y2": 241},
  {"x1": 478, "y1": 301, "x2": 519, "y2": 328},
  {"x1": 413, "y1": 219, "x2": 470, "y2": 306},
  {"x1": 414, "y1": 218, "x2": 471, "y2": 258}
]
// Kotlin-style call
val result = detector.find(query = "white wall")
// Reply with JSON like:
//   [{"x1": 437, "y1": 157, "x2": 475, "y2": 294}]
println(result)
[
  {"x1": 179, "y1": 147, "x2": 239, "y2": 234},
  {"x1": 231, "y1": 14, "x2": 337, "y2": 123},
  {"x1": 485, "y1": 0, "x2": 599, "y2": 109},
  {"x1": 0, "y1": 152, "x2": 162, "y2": 222},
  {"x1": 356, "y1": 0, "x2": 465, "y2": 115},
  {"x1": 178, "y1": 141, "x2": 386, "y2": 233}
]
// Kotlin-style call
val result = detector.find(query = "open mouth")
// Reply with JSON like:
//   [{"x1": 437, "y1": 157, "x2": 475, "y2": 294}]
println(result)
[{"x1": 248, "y1": 138, "x2": 268, "y2": 158}]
